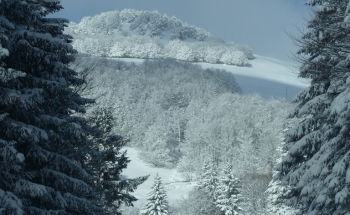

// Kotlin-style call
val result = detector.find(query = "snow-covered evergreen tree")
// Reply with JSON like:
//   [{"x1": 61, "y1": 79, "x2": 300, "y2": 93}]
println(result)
[
  {"x1": 272, "y1": 0, "x2": 350, "y2": 214},
  {"x1": 140, "y1": 174, "x2": 169, "y2": 215},
  {"x1": 197, "y1": 159, "x2": 219, "y2": 201},
  {"x1": 215, "y1": 164, "x2": 242, "y2": 215},
  {"x1": 0, "y1": 7, "x2": 26, "y2": 214},
  {"x1": 85, "y1": 106, "x2": 148, "y2": 214},
  {"x1": 0, "y1": 0, "x2": 102, "y2": 214}
]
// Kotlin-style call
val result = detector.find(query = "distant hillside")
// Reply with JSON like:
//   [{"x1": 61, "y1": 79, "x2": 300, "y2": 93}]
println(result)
[{"x1": 65, "y1": 9, "x2": 253, "y2": 66}]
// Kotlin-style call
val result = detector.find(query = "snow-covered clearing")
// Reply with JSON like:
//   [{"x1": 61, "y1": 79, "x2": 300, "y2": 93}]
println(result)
[{"x1": 122, "y1": 147, "x2": 195, "y2": 208}]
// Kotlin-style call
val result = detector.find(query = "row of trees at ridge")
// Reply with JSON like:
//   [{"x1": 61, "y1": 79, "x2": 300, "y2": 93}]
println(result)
[
  {"x1": 68, "y1": 9, "x2": 211, "y2": 40},
  {"x1": 0, "y1": 1, "x2": 146, "y2": 214},
  {"x1": 69, "y1": 32, "x2": 253, "y2": 66},
  {"x1": 65, "y1": 9, "x2": 253, "y2": 66}
]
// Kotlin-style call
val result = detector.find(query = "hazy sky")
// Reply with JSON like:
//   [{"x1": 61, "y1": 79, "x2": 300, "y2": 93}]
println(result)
[{"x1": 51, "y1": 0, "x2": 311, "y2": 62}]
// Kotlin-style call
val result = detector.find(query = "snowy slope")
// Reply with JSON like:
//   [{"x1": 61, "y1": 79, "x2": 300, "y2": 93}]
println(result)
[
  {"x1": 114, "y1": 55, "x2": 309, "y2": 101},
  {"x1": 196, "y1": 55, "x2": 309, "y2": 101}
]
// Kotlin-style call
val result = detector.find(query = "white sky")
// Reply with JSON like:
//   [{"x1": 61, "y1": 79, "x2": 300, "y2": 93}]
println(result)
[{"x1": 51, "y1": 0, "x2": 311, "y2": 62}]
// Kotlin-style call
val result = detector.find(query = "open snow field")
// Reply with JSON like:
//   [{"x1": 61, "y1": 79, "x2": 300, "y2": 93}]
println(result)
[
  {"x1": 195, "y1": 55, "x2": 309, "y2": 101},
  {"x1": 121, "y1": 147, "x2": 195, "y2": 208}
]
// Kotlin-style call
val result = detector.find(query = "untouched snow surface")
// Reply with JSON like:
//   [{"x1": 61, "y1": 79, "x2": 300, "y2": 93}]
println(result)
[{"x1": 196, "y1": 55, "x2": 309, "y2": 101}]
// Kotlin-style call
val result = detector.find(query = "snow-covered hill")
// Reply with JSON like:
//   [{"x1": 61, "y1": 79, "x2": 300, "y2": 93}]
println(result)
[
  {"x1": 66, "y1": 9, "x2": 309, "y2": 100},
  {"x1": 65, "y1": 9, "x2": 253, "y2": 66},
  {"x1": 67, "y1": 9, "x2": 211, "y2": 40}
]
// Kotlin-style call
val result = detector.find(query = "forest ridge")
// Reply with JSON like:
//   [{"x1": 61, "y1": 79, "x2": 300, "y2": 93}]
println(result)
[{"x1": 65, "y1": 9, "x2": 253, "y2": 66}]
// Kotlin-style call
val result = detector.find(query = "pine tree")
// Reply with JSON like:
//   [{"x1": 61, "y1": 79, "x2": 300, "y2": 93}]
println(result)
[
  {"x1": 197, "y1": 159, "x2": 219, "y2": 201},
  {"x1": 0, "y1": 0, "x2": 102, "y2": 214},
  {"x1": 140, "y1": 174, "x2": 169, "y2": 215},
  {"x1": 0, "y1": 8, "x2": 25, "y2": 214},
  {"x1": 85, "y1": 106, "x2": 148, "y2": 214},
  {"x1": 273, "y1": 0, "x2": 350, "y2": 214},
  {"x1": 215, "y1": 164, "x2": 242, "y2": 215}
]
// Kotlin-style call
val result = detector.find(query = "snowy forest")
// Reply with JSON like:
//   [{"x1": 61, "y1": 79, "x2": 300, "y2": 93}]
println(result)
[
  {"x1": 65, "y1": 10, "x2": 253, "y2": 66},
  {"x1": 2, "y1": 0, "x2": 350, "y2": 215}
]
